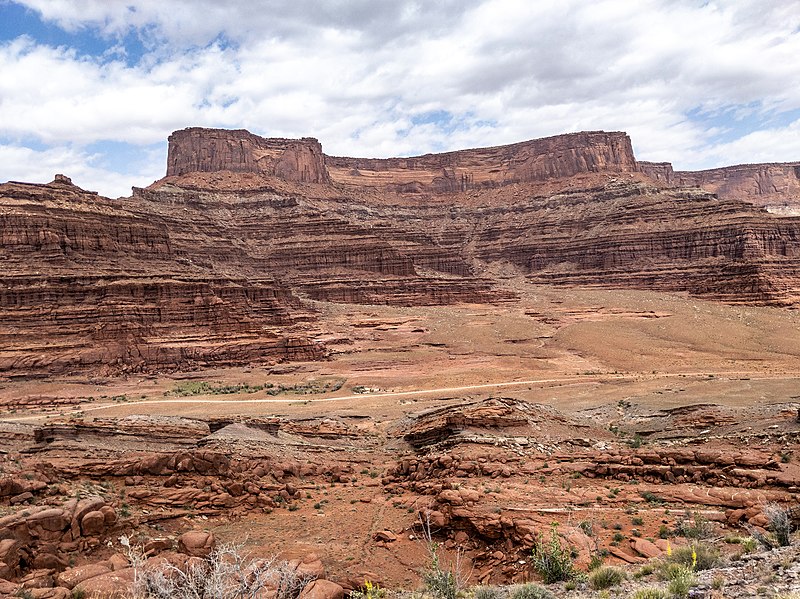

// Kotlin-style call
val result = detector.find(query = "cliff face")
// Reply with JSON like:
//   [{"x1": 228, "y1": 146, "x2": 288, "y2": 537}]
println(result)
[
  {"x1": 165, "y1": 127, "x2": 639, "y2": 193},
  {"x1": 639, "y1": 160, "x2": 800, "y2": 212},
  {"x1": 4, "y1": 129, "x2": 800, "y2": 374},
  {"x1": 166, "y1": 127, "x2": 330, "y2": 183},
  {"x1": 326, "y1": 131, "x2": 639, "y2": 192},
  {"x1": 0, "y1": 178, "x2": 325, "y2": 375}
]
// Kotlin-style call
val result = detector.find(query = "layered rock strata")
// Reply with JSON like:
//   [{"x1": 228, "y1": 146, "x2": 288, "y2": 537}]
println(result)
[
  {"x1": 640, "y1": 160, "x2": 800, "y2": 212},
  {"x1": 326, "y1": 131, "x2": 638, "y2": 192},
  {"x1": 167, "y1": 128, "x2": 330, "y2": 184},
  {"x1": 3, "y1": 129, "x2": 800, "y2": 372}
]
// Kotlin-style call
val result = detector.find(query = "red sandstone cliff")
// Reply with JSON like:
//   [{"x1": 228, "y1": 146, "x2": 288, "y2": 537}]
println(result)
[
  {"x1": 640, "y1": 160, "x2": 800, "y2": 211},
  {"x1": 165, "y1": 128, "x2": 639, "y2": 193},
  {"x1": 3, "y1": 130, "x2": 800, "y2": 373},
  {"x1": 326, "y1": 131, "x2": 639, "y2": 192},
  {"x1": 167, "y1": 128, "x2": 330, "y2": 184}
]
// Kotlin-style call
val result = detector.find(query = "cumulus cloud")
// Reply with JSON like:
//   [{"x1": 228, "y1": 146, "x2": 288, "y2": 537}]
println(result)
[{"x1": 1, "y1": 0, "x2": 799, "y2": 196}]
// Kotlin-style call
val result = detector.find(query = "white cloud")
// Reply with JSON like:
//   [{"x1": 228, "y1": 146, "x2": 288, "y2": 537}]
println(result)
[
  {"x1": 1, "y1": 0, "x2": 799, "y2": 195},
  {"x1": 0, "y1": 143, "x2": 163, "y2": 198}
]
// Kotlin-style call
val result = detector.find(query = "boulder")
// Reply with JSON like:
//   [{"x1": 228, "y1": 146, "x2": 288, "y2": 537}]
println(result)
[
  {"x1": 81, "y1": 511, "x2": 106, "y2": 536},
  {"x1": 178, "y1": 530, "x2": 215, "y2": 557},
  {"x1": 57, "y1": 564, "x2": 112, "y2": 589},
  {"x1": 74, "y1": 567, "x2": 135, "y2": 598},
  {"x1": 298, "y1": 579, "x2": 344, "y2": 599},
  {"x1": 632, "y1": 538, "x2": 663, "y2": 559},
  {"x1": 293, "y1": 553, "x2": 325, "y2": 579}
]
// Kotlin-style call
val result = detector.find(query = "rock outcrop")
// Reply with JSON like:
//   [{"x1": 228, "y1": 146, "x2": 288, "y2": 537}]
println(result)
[
  {"x1": 327, "y1": 131, "x2": 639, "y2": 192},
  {"x1": 640, "y1": 160, "x2": 800, "y2": 212},
  {"x1": 167, "y1": 128, "x2": 330, "y2": 183}
]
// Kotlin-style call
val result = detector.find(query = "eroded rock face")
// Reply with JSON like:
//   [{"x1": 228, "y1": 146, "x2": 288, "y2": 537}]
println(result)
[
  {"x1": 167, "y1": 128, "x2": 330, "y2": 184},
  {"x1": 327, "y1": 130, "x2": 639, "y2": 192},
  {"x1": 640, "y1": 160, "x2": 800, "y2": 212},
  {"x1": 3, "y1": 128, "x2": 800, "y2": 373}
]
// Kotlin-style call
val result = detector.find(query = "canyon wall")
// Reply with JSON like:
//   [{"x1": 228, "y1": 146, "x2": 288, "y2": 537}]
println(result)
[
  {"x1": 4, "y1": 129, "x2": 800, "y2": 373},
  {"x1": 165, "y1": 128, "x2": 639, "y2": 193},
  {"x1": 326, "y1": 131, "x2": 639, "y2": 192},
  {"x1": 640, "y1": 160, "x2": 800, "y2": 210},
  {"x1": 166, "y1": 127, "x2": 330, "y2": 184}
]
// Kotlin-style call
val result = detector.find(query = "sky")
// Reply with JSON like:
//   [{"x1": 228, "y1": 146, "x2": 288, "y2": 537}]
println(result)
[{"x1": 1, "y1": 0, "x2": 800, "y2": 198}]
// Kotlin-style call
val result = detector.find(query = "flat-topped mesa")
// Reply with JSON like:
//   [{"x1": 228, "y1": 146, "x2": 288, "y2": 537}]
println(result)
[
  {"x1": 166, "y1": 127, "x2": 330, "y2": 184},
  {"x1": 326, "y1": 130, "x2": 639, "y2": 192},
  {"x1": 165, "y1": 128, "x2": 639, "y2": 192},
  {"x1": 640, "y1": 160, "x2": 800, "y2": 208}
]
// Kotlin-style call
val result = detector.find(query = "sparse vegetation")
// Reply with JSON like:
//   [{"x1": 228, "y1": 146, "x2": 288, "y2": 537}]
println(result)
[
  {"x1": 509, "y1": 583, "x2": 554, "y2": 599},
  {"x1": 631, "y1": 589, "x2": 669, "y2": 599},
  {"x1": 674, "y1": 511, "x2": 710, "y2": 539},
  {"x1": 665, "y1": 565, "x2": 696, "y2": 598},
  {"x1": 764, "y1": 503, "x2": 793, "y2": 547},
  {"x1": 473, "y1": 586, "x2": 503, "y2": 599},
  {"x1": 530, "y1": 525, "x2": 575, "y2": 584},
  {"x1": 125, "y1": 539, "x2": 313, "y2": 599},
  {"x1": 419, "y1": 513, "x2": 469, "y2": 599},
  {"x1": 663, "y1": 543, "x2": 721, "y2": 571},
  {"x1": 589, "y1": 566, "x2": 625, "y2": 590},
  {"x1": 641, "y1": 491, "x2": 664, "y2": 505},
  {"x1": 166, "y1": 378, "x2": 345, "y2": 397}
]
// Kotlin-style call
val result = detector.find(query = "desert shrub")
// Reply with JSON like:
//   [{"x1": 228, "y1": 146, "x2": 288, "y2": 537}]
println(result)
[
  {"x1": 631, "y1": 589, "x2": 669, "y2": 599},
  {"x1": 588, "y1": 566, "x2": 625, "y2": 590},
  {"x1": 419, "y1": 513, "x2": 468, "y2": 599},
  {"x1": 663, "y1": 543, "x2": 721, "y2": 571},
  {"x1": 350, "y1": 580, "x2": 386, "y2": 599},
  {"x1": 588, "y1": 552, "x2": 604, "y2": 571},
  {"x1": 749, "y1": 503, "x2": 794, "y2": 549},
  {"x1": 128, "y1": 541, "x2": 313, "y2": 599},
  {"x1": 530, "y1": 526, "x2": 575, "y2": 583},
  {"x1": 641, "y1": 491, "x2": 664, "y2": 505},
  {"x1": 765, "y1": 503, "x2": 793, "y2": 547},
  {"x1": 473, "y1": 586, "x2": 504, "y2": 599},
  {"x1": 509, "y1": 583, "x2": 554, "y2": 599},
  {"x1": 578, "y1": 520, "x2": 594, "y2": 536},
  {"x1": 422, "y1": 543, "x2": 458, "y2": 599},
  {"x1": 634, "y1": 563, "x2": 654, "y2": 579},
  {"x1": 666, "y1": 565, "x2": 696, "y2": 598},
  {"x1": 675, "y1": 512, "x2": 710, "y2": 539}
]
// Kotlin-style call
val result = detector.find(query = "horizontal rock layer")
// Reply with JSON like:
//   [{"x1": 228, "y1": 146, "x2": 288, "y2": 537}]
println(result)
[
  {"x1": 167, "y1": 127, "x2": 330, "y2": 183},
  {"x1": 3, "y1": 128, "x2": 800, "y2": 372},
  {"x1": 640, "y1": 160, "x2": 800, "y2": 211},
  {"x1": 327, "y1": 131, "x2": 638, "y2": 192}
]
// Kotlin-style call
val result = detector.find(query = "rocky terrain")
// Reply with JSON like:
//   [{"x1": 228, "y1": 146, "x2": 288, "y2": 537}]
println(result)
[{"x1": 1, "y1": 128, "x2": 800, "y2": 597}]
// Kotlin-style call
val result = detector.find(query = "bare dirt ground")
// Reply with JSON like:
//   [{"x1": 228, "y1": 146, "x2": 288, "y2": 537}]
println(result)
[{"x1": 1, "y1": 282, "x2": 799, "y2": 595}]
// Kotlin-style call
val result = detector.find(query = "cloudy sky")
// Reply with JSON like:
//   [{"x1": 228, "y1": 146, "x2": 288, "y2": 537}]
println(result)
[{"x1": 1, "y1": 0, "x2": 799, "y2": 198}]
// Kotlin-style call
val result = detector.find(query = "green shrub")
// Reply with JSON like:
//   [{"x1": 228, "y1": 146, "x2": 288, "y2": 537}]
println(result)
[
  {"x1": 631, "y1": 589, "x2": 669, "y2": 599},
  {"x1": 641, "y1": 491, "x2": 664, "y2": 505},
  {"x1": 634, "y1": 563, "x2": 655, "y2": 579},
  {"x1": 530, "y1": 526, "x2": 575, "y2": 584},
  {"x1": 664, "y1": 543, "x2": 721, "y2": 571},
  {"x1": 666, "y1": 565, "x2": 696, "y2": 598},
  {"x1": 588, "y1": 552, "x2": 604, "y2": 571},
  {"x1": 423, "y1": 552, "x2": 457, "y2": 599},
  {"x1": 589, "y1": 566, "x2": 625, "y2": 590},
  {"x1": 473, "y1": 586, "x2": 503, "y2": 599},
  {"x1": 675, "y1": 512, "x2": 710, "y2": 539},
  {"x1": 509, "y1": 583, "x2": 554, "y2": 599}
]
